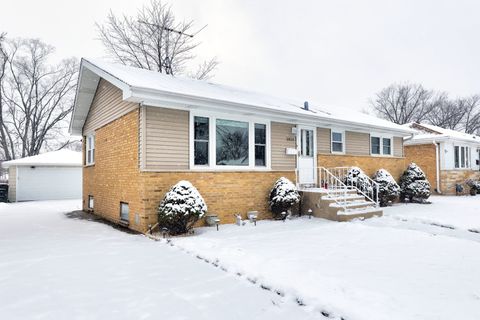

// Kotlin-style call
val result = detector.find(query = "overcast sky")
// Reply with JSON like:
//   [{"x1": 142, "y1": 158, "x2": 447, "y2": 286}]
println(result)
[{"x1": 1, "y1": 0, "x2": 479, "y2": 111}]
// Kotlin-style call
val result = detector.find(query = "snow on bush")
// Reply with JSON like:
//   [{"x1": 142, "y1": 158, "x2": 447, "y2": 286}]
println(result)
[
  {"x1": 343, "y1": 167, "x2": 372, "y2": 194},
  {"x1": 372, "y1": 169, "x2": 400, "y2": 207},
  {"x1": 465, "y1": 179, "x2": 480, "y2": 195},
  {"x1": 399, "y1": 163, "x2": 431, "y2": 203},
  {"x1": 269, "y1": 177, "x2": 300, "y2": 219},
  {"x1": 158, "y1": 180, "x2": 207, "y2": 235}
]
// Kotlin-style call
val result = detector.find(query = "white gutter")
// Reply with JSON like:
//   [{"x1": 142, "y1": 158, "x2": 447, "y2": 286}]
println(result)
[{"x1": 434, "y1": 141, "x2": 441, "y2": 194}]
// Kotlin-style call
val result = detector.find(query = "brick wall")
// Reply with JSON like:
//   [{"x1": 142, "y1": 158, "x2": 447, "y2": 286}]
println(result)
[
  {"x1": 404, "y1": 144, "x2": 438, "y2": 191},
  {"x1": 440, "y1": 170, "x2": 480, "y2": 195},
  {"x1": 318, "y1": 154, "x2": 407, "y2": 181},
  {"x1": 83, "y1": 109, "x2": 145, "y2": 232},
  {"x1": 84, "y1": 109, "x2": 295, "y2": 232}
]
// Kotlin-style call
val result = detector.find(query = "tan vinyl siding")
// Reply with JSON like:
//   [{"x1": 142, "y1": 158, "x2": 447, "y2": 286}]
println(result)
[
  {"x1": 8, "y1": 166, "x2": 16, "y2": 202},
  {"x1": 317, "y1": 127, "x2": 331, "y2": 154},
  {"x1": 83, "y1": 79, "x2": 138, "y2": 135},
  {"x1": 345, "y1": 131, "x2": 370, "y2": 155},
  {"x1": 271, "y1": 122, "x2": 296, "y2": 171},
  {"x1": 144, "y1": 106, "x2": 189, "y2": 171},
  {"x1": 393, "y1": 136, "x2": 404, "y2": 157}
]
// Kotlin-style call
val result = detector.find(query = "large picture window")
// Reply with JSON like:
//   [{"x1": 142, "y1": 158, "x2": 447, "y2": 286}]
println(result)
[
  {"x1": 216, "y1": 119, "x2": 249, "y2": 166},
  {"x1": 455, "y1": 146, "x2": 470, "y2": 169},
  {"x1": 191, "y1": 114, "x2": 269, "y2": 169},
  {"x1": 194, "y1": 116, "x2": 209, "y2": 165}
]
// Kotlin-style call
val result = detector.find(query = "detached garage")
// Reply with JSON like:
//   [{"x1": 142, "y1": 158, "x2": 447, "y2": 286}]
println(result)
[{"x1": 1, "y1": 150, "x2": 82, "y2": 202}]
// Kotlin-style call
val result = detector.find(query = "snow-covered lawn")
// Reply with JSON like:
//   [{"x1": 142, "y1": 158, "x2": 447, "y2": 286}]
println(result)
[
  {"x1": 384, "y1": 195, "x2": 480, "y2": 232},
  {"x1": 173, "y1": 196, "x2": 480, "y2": 320},
  {"x1": 0, "y1": 200, "x2": 317, "y2": 320}
]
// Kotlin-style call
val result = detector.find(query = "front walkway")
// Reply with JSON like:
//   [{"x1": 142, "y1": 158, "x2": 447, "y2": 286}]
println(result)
[{"x1": 0, "y1": 200, "x2": 317, "y2": 320}]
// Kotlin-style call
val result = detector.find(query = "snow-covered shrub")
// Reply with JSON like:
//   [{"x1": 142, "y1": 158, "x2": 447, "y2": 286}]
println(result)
[
  {"x1": 465, "y1": 179, "x2": 480, "y2": 195},
  {"x1": 372, "y1": 169, "x2": 400, "y2": 207},
  {"x1": 399, "y1": 163, "x2": 431, "y2": 203},
  {"x1": 343, "y1": 167, "x2": 372, "y2": 194},
  {"x1": 269, "y1": 177, "x2": 300, "y2": 219},
  {"x1": 158, "y1": 180, "x2": 207, "y2": 235}
]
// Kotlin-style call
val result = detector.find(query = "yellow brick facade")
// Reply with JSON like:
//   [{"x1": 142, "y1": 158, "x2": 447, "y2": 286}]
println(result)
[
  {"x1": 404, "y1": 144, "x2": 438, "y2": 191},
  {"x1": 83, "y1": 109, "x2": 295, "y2": 232},
  {"x1": 317, "y1": 153, "x2": 407, "y2": 181}
]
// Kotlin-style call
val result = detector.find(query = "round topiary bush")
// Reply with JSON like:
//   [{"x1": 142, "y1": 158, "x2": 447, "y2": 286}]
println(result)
[
  {"x1": 372, "y1": 168, "x2": 400, "y2": 207},
  {"x1": 158, "y1": 180, "x2": 207, "y2": 235},
  {"x1": 399, "y1": 163, "x2": 431, "y2": 203},
  {"x1": 344, "y1": 167, "x2": 372, "y2": 194},
  {"x1": 269, "y1": 177, "x2": 300, "y2": 219}
]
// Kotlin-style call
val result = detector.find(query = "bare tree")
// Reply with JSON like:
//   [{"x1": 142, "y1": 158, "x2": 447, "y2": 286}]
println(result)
[
  {"x1": 96, "y1": 0, "x2": 218, "y2": 80},
  {"x1": 426, "y1": 93, "x2": 465, "y2": 130},
  {"x1": 371, "y1": 83, "x2": 434, "y2": 125},
  {"x1": 0, "y1": 37, "x2": 78, "y2": 160},
  {"x1": 461, "y1": 95, "x2": 480, "y2": 134}
]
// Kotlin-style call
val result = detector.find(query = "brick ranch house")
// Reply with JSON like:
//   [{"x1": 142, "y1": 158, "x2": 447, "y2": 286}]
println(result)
[
  {"x1": 70, "y1": 58, "x2": 415, "y2": 232},
  {"x1": 403, "y1": 122, "x2": 480, "y2": 194}
]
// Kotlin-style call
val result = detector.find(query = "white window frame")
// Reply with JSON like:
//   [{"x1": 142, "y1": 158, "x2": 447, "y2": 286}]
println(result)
[
  {"x1": 331, "y1": 129, "x2": 345, "y2": 154},
  {"x1": 88, "y1": 195, "x2": 94, "y2": 209},
  {"x1": 454, "y1": 145, "x2": 471, "y2": 169},
  {"x1": 85, "y1": 135, "x2": 95, "y2": 165},
  {"x1": 189, "y1": 112, "x2": 271, "y2": 171},
  {"x1": 120, "y1": 202, "x2": 129, "y2": 222},
  {"x1": 370, "y1": 133, "x2": 394, "y2": 156}
]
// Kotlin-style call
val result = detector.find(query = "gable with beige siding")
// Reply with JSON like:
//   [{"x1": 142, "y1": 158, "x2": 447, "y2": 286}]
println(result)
[{"x1": 83, "y1": 79, "x2": 138, "y2": 135}]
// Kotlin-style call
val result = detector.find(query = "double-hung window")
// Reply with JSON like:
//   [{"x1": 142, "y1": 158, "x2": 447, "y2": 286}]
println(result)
[
  {"x1": 371, "y1": 135, "x2": 392, "y2": 156},
  {"x1": 454, "y1": 146, "x2": 470, "y2": 169},
  {"x1": 331, "y1": 131, "x2": 344, "y2": 153},
  {"x1": 194, "y1": 117, "x2": 209, "y2": 165},
  {"x1": 86, "y1": 135, "x2": 95, "y2": 165},
  {"x1": 192, "y1": 115, "x2": 269, "y2": 169}
]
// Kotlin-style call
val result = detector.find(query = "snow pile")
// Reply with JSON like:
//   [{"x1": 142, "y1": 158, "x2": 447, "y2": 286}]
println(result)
[
  {"x1": 465, "y1": 179, "x2": 480, "y2": 195},
  {"x1": 158, "y1": 180, "x2": 207, "y2": 235},
  {"x1": 343, "y1": 167, "x2": 372, "y2": 193},
  {"x1": 173, "y1": 215, "x2": 480, "y2": 320},
  {"x1": 0, "y1": 200, "x2": 312, "y2": 320},
  {"x1": 399, "y1": 163, "x2": 431, "y2": 203},
  {"x1": 269, "y1": 177, "x2": 300, "y2": 219},
  {"x1": 372, "y1": 169, "x2": 400, "y2": 206}
]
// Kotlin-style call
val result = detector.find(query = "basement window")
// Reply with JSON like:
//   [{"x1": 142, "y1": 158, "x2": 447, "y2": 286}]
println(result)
[
  {"x1": 88, "y1": 195, "x2": 94, "y2": 209},
  {"x1": 120, "y1": 202, "x2": 129, "y2": 222}
]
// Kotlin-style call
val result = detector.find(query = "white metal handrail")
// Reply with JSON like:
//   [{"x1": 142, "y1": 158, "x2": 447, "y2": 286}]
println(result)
[
  {"x1": 324, "y1": 167, "x2": 379, "y2": 207},
  {"x1": 317, "y1": 167, "x2": 349, "y2": 212}
]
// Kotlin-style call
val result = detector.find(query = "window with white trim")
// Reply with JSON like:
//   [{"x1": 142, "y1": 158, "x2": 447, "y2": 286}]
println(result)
[
  {"x1": 86, "y1": 135, "x2": 95, "y2": 165},
  {"x1": 120, "y1": 202, "x2": 129, "y2": 222},
  {"x1": 191, "y1": 114, "x2": 269, "y2": 169},
  {"x1": 454, "y1": 146, "x2": 470, "y2": 168},
  {"x1": 331, "y1": 131, "x2": 344, "y2": 153},
  {"x1": 370, "y1": 135, "x2": 392, "y2": 156},
  {"x1": 254, "y1": 123, "x2": 266, "y2": 166},
  {"x1": 194, "y1": 116, "x2": 209, "y2": 165}
]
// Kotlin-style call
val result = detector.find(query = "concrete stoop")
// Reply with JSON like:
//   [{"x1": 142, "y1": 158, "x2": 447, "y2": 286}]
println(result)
[{"x1": 299, "y1": 188, "x2": 383, "y2": 221}]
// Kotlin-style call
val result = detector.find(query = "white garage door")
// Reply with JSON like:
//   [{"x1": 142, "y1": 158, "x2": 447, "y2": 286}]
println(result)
[{"x1": 16, "y1": 166, "x2": 82, "y2": 201}]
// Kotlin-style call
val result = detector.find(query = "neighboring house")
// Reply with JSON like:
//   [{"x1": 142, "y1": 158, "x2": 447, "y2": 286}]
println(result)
[
  {"x1": 70, "y1": 58, "x2": 414, "y2": 232},
  {"x1": 1, "y1": 150, "x2": 82, "y2": 202},
  {"x1": 404, "y1": 122, "x2": 480, "y2": 194}
]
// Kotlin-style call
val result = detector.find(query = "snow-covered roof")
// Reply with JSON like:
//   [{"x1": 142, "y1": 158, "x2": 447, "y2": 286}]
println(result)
[
  {"x1": 70, "y1": 58, "x2": 415, "y2": 136},
  {"x1": 1, "y1": 150, "x2": 82, "y2": 168},
  {"x1": 404, "y1": 123, "x2": 480, "y2": 145}
]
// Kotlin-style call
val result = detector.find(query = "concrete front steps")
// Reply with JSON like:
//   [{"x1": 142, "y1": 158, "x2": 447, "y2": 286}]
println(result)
[{"x1": 300, "y1": 188, "x2": 383, "y2": 221}]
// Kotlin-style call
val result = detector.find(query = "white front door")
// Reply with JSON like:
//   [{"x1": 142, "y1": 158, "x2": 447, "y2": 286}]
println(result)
[{"x1": 297, "y1": 127, "x2": 316, "y2": 185}]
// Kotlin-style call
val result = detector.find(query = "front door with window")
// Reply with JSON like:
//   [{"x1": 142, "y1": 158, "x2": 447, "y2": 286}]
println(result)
[{"x1": 297, "y1": 127, "x2": 316, "y2": 185}]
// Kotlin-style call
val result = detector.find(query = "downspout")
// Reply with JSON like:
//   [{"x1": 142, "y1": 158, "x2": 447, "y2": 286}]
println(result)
[{"x1": 434, "y1": 140, "x2": 442, "y2": 194}]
